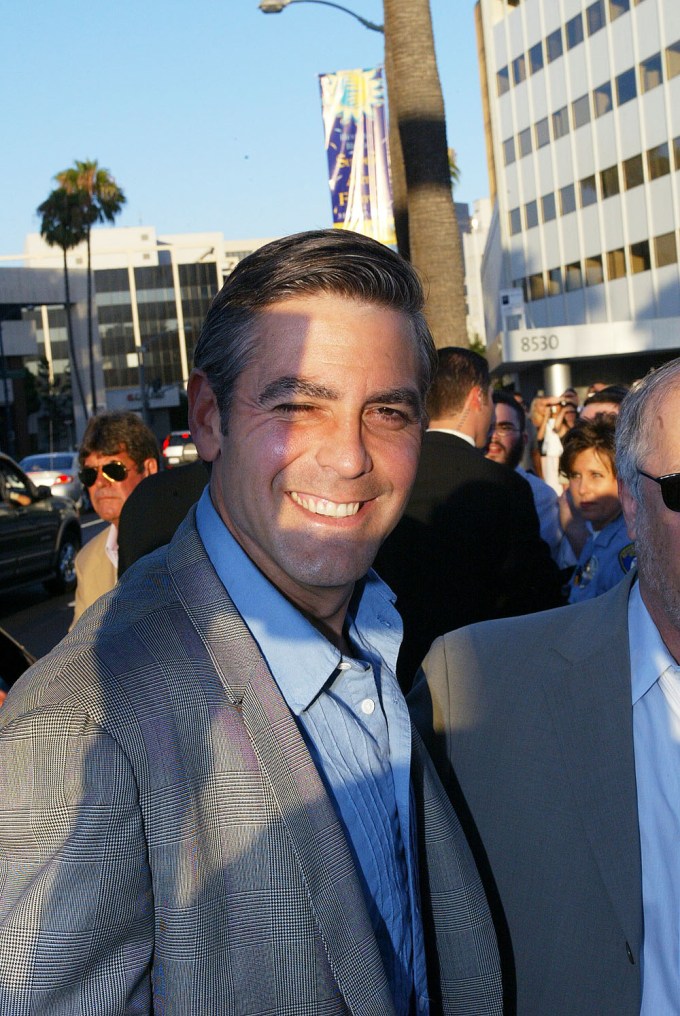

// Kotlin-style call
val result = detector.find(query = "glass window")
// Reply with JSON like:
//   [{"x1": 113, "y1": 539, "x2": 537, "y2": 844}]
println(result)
[
  {"x1": 552, "y1": 106, "x2": 570, "y2": 140},
  {"x1": 504, "y1": 136, "x2": 516, "y2": 166},
  {"x1": 560, "y1": 184, "x2": 576, "y2": 215},
  {"x1": 585, "y1": 255, "x2": 604, "y2": 285},
  {"x1": 572, "y1": 94, "x2": 591, "y2": 129},
  {"x1": 546, "y1": 28, "x2": 563, "y2": 63},
  {"x1": 547, "y1": 267, "x2": 563, "y2": 295},
  {"x1": 609, "y1": 0, "x2": 630, "y2": 19},
  {"x1": 565, "y1": 262, "x2": 583, "y2": 290},
  {"x1": 535, "y1": 117, "x2": 550, "y2": 148},
  {"x1": 566, "y1": 14, "x2": 584, "y2": 50},
  {"x1": 580, "y1": 175, "x2": 598, "y2": 207},
  {"x1": 542, "y1": 192, "x2": 557, "y2": 222},
  {"x1": 529, "y1": 41, "x2": 544, "y2": 74},
  {"x1": 600, "y1": 164, "x2": 620, "y2": 198},
  {"x1": 667, "y1": 42, "x2": 680, "y2": 80},
  {"x1": 525, "y1": 200, "x2": 539, "y2": 229},
  {"x1": 529, "y1": 273, "x2": 546, "y2": 300},
  {"x1": 519, "y1": 127, "x2": 532, "y2": 157},
  {"x1": 655, "y1": 232, "x2": 677, "y2": 268},
  {"x1": 623, "y1": 154, "x2": 644, "y2": 189},
  {"x1": 640, "y1": 53, "x2": 662, "y2": 93},
  {"x1": 586, "y1": 0, "x2": 605, "y2": 35},
  {"x1": 647, "y1": 142, "x2": 671, "y2": 180},
  {"x1": 616, "y1": 67, "x2": 637, "y2": 105},
  {"x1": 497, "y1": 66, "x2": 510, "y2": 95},
  {"x1": 513, "y1": 53, "x2": 527, "y2": 85},
  {"x1": 673, "y1": 135, "x2": 680, "y2": 171},
  {"x1": 509, "y1": 207, "x2": 522, "y2": 234},
  {"x1": 607, "y1": 248, "x2": 627, "y2": 280},
  {"x1": 593, "y1": 81, "x2": 613, "y2": 118},
  {"x1": 630, "y1": 240, "x2": 651, "y2": 274}
]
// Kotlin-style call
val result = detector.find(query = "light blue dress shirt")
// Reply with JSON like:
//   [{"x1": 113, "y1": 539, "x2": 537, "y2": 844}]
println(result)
[
  {"x1": 196, "y1": 489, "x2": 428, "y2": 1015},
  {"x1": 629, "y1": 581, "x2": 680, "y2": 1014}
]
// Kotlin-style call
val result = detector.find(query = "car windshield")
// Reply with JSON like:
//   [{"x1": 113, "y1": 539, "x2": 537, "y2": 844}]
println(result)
[{"x1": 22, "y1": 454, "x2": 74, "y2": 471}]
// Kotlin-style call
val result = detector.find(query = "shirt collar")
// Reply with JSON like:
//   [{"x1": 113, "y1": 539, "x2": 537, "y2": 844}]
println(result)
[
  {"x1": 427, "y1": 427, "x2": 476, "y2": 447},
  {"x1": 629, "y1": 579, "x2": 676, "y2": 705},
  {"x1": 195, "y1": 487, "x2": 402, "y2": 716}
]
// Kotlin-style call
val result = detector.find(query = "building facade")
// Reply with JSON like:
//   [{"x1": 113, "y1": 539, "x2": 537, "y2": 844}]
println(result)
[
  {"x1": 20, "y1": 228, "x2": 272, "y2": 436},
  {"x1": 476, "y1": 0, "x2": 680, "y2": 392}
]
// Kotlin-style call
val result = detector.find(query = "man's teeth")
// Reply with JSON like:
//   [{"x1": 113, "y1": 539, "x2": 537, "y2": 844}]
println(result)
[{"x1": 290, "y1": 492, "x2": 361, "y2": 517}]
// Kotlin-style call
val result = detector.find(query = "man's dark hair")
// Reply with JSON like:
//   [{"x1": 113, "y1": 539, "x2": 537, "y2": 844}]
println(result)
[
  {"x1": 426, "y1": 346, "x2": 490, "y2": 419},
  {"x1": 193, "y1": 229, "x2": 437, "y2": 431},
  {"x1": 79, "y1": 411, "x2": 159, "y2": 472},
  {"x1": 560, "y1": 415, "x2": 617, "y2": 477},
  {"x1": 493, "y1": 389, "x2": 525, "y2": 433},
  {"x1": 582, "y1": 383, "x2": 629, "y2": 409}
]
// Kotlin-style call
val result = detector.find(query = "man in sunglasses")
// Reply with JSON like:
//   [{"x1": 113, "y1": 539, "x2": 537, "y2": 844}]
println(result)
[
  {"x1": 71, "y1": 411, "x2": 159, "y2": 626},
  {"x1": 409, "y1": 356, "x2": 680, "y2": 1014}
]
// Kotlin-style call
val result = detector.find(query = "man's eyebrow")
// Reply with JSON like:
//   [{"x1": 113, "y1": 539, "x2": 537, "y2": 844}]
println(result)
[
  {"x1": 258, "y1": 376, "x2": 339, "y2": 404},
  {"x1": 368, "y1": 388, "x2": 423, "y2": 413}
]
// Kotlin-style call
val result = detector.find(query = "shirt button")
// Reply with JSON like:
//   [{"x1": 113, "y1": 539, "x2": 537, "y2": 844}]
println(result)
[
  {"x1": 378, "y1": 616, "x2": 392, "y2": 628},
  {"x1": 337, "y1": 661, "x2": 351, "y2": 671},
  {"x1": 361, "y1": 698, "x2": 375, "y2": 715}
]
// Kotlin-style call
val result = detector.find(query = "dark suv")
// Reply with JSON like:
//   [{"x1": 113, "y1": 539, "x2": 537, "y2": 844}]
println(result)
[{"x1": 0, "y1": 453, "x2": 81, "y2": 594}]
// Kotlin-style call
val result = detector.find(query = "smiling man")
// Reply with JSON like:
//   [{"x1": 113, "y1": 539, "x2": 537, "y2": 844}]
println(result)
[
  {"x1": 0, "y1": 230, "x2": 501, "y2": 1014},
  {"x1": 71, "y1": 411, "x2": 159, "y2": 626}
]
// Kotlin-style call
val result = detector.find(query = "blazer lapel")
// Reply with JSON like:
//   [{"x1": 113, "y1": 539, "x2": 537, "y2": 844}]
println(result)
[
  {"x1": 168, "y1": 514, "x2": 395, "y2": 1016},
  {"x1": 540, "y1": 576, "x2": 642, "y2": 952}
]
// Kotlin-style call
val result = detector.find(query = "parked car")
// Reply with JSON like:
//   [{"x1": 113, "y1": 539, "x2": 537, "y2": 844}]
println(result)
[
  {"x1": 0, "y1": 453, "x2": 81, "y2": 594},
  {"x1": 20, "y1": 451, "x2": 89, "y2": 510},
  {"x1": 161, "y1": 430, "x2": 198, "y2": 469}
]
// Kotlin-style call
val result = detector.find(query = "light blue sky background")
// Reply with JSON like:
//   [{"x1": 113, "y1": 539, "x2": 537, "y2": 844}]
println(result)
[{"x1": 3, "y1": 1, "x2": 488, "y2": 255}]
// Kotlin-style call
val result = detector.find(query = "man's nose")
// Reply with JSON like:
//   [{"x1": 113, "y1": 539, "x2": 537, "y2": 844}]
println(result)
[{"x1": 315, "y1": 418, "x2": 372, "y2": 477}]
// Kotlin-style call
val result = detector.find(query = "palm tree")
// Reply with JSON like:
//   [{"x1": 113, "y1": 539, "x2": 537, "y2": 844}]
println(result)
[
  {"x1": 37, "y1": 188, "x2": 89, "y2": 422},
  {"x1": 56, "y1": 160, "x2": 126, "y2": 414},
  {"x1": 383, "y1": 0, "x2": 468, "y2": 348}
]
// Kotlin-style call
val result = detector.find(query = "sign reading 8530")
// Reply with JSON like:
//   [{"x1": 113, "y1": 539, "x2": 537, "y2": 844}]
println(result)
[{"x1": 519, "y1": 334, "x2": 559, "y2": 353}]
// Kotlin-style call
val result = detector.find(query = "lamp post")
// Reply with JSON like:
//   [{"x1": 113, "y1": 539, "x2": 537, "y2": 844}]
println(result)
[{"x1": 258, "y1": 0, "x2": 383, "y2": 33}]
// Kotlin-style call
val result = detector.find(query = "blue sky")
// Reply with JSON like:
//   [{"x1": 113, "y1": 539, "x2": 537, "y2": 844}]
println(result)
[{"x1": 3, "y1": 0, "x2": 487, "y2": 254}]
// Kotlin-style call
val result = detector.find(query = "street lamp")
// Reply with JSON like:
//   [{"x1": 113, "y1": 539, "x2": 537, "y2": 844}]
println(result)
[{"x1": 258, "y1": 0, "x2": 383, "y2": 34}]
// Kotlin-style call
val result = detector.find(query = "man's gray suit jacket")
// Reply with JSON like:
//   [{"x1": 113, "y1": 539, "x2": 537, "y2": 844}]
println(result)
[
  {"x1": 409, "y1": 574, "x2": 642, "y2": 1015},
  {"x1": 0, "y1": 508, "x2": 502, "y2": 1014}
]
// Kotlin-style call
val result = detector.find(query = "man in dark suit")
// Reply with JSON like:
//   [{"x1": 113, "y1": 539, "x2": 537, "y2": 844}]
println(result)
[
  {"x1": 409, "y1": 356, "x2": 680, "y2": 1014},
  {"x1": 376, "y1": 347, "x2": 563, "y2": 689},
  {"x1": 0, "y1": 231, "x2": 501, "y2": 1013}
]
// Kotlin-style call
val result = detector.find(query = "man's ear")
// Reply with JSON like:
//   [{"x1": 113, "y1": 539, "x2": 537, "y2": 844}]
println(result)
[
  {"x1": 188, "y1": 369, "x2": 222, "y2": 463},
  {"x1": 619, "y1": 477, "x2": 638, "y2": 541},
  {"x1": 145, "y1": 458, "x2": 159, "y2": 477}
]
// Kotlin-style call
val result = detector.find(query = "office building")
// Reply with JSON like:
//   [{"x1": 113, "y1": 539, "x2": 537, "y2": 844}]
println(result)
[{"x1": 476, "y1": 0, "x2": 680, "y2": 392}]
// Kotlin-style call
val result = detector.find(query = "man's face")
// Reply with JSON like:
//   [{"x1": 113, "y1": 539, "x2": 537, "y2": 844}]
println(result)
[
  {"x1": 486, "y1": 401, "x2": 524, "y2": 468},
  {"x1": 620, "y1": 384, "x2": 680, "y2": 637},
  {"x1": 190, "y1": 294, "x2": 424, "y2": 617},
  {"x1": 567, "y1": 448, "x2": 620, "y2": 531},
  {"x1": 83, "y1": 448, "x2": 156, "y2": 526}
]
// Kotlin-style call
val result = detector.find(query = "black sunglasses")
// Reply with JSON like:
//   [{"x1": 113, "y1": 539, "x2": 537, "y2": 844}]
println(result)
[
  {"x1": 79, "y1": 460, "x2": 129, "y2": 488},
  {"x1": 638, "y1": 469, "x2": 680, "y2": 512}
]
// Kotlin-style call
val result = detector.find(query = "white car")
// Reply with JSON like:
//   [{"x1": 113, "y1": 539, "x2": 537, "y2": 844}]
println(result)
[
  {"x1": 161, "y1": 431, "x2": 198, "y2": 469},
  {"x1": 19, "y1": 452, "x2": 89, "y2": 510}
]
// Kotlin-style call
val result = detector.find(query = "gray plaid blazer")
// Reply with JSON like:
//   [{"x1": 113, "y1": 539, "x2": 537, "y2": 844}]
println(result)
[{"x1": 0, "y1": 509, "x2": 501, "y2": 1014}]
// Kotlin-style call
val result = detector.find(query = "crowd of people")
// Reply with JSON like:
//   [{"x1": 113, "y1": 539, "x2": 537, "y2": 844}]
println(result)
[{"x1": 0, "y1": 228, "x2": 677, "y2": 1015}]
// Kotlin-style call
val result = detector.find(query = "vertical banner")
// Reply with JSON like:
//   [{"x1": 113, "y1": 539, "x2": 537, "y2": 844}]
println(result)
[{"x1": 319, "y1": 66, "x2": 396, "y2": 245}]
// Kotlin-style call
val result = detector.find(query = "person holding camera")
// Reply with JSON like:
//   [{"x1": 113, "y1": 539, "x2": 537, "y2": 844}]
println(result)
[{"x1": 535, "y1": 389, "x2": 579, "y2": 494}]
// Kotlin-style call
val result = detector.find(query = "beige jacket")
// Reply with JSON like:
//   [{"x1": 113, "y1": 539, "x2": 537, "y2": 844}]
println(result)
[{"x1": 70, "y1": 526, "x2": 117, "y2": 628}]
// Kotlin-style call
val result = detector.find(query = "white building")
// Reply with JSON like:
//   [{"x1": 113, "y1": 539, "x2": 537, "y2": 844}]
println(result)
[
  {"x1": 20, "y1": 228, "x2": 273, "y2": 427},
  {"x1": 476, "y1": 0, "x2": 680, "y2": 393}
]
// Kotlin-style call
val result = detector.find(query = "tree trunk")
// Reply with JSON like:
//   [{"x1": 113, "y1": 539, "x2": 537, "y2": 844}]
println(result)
[
  {"x1": 62, "y1": 248, "x2": 88, "y2": 421},
  {"x1": 383, "y1": 0, "x2": 468, "y2": 348},
  {"x1": 384, "y1": 35, "x2": 409, "y2": 260},
  {"x1": 86, "y1": 227, "x2": 97, "y2": 415}
]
